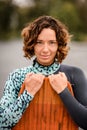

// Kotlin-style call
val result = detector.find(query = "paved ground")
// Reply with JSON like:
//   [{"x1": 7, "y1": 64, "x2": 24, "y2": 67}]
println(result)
[{"x1": 0, "y1": 39, "x2": 87, "y2": 130}]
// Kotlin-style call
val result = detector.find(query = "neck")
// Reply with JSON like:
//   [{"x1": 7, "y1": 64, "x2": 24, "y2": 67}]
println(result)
[{"x1": 32, "y1": 58, "x2": 60, "y2": 76}]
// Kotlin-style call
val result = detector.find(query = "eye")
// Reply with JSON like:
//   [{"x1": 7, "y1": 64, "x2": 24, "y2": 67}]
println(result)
[
  {"x1": 49, "y1": 41, "x2": 57, "y2": 44},
  {"x1": 36, "y1": 41, "x2": 43, "y2": 44}
]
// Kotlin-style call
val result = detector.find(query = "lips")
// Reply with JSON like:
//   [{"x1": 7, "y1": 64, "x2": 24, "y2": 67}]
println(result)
[{"x1": 41, "y1": 55, "x2": 50, "y2": 59}]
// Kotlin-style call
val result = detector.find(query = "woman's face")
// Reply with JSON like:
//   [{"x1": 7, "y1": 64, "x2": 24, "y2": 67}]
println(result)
[{"x1": 34, "y1": 28, "x2": 58, "y2": 66}]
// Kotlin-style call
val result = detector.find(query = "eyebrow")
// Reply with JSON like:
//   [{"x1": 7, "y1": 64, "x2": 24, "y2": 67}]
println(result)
[{"x1": 37, "y1": 39, "x2": 57, "y2": 42}]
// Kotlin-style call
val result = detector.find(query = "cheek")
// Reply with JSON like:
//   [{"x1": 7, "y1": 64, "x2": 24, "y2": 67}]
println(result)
[
  {"x1": 52, "y1": 46, "x2": 58, "y2": 54},
  {"x1": 51, "y1": 48, "x2": 58, "y2": 58},
  {"x1": 34, "y1": 46, "x2": 40, "y2": 55}
]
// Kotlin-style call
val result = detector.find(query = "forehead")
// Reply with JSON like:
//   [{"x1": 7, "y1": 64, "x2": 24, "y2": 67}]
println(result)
[{"x1": 37, "y1": 28, "x2": 56, "y2": 40}]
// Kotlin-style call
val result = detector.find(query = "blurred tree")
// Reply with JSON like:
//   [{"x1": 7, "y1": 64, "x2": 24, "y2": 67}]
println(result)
[
  {"x1": 41, "y1": 0, "x2": 80, "y2": 34},
  {"x1": 0, "y1": 0, "x2": 18, "y2": 39},
  {"x1": 0, "y1": 0, "x2": 13, "y2": 32},
  {"x1": 26, "y1": 0, "x2": 50, "y2": 20},
  {"x1": 0, "y1": 0, "x2": 87, "y2": 41},
  {"x1": 75, "y1": 0, "x2": 87, "y2": 32}
]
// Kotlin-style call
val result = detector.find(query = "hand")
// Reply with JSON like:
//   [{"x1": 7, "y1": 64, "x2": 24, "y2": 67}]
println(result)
[
  {"x1": 48, "y1": 72, "x2": 67, "y2": 94},
  {"x1": 24, "y1": 73, "x2": 45, "y2": 96}
]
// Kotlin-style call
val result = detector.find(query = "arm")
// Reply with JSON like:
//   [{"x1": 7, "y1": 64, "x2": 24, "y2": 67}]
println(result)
[
  {"x1": 0, "y1": 71, "x2": 33, "y2": 128},
  {"x1": 59, "y1": 67, "x2": 87, "y2": 129}
]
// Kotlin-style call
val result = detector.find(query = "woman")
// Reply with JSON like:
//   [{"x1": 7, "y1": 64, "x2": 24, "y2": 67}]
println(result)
[{"x1": 0, "y1": 15, "x2": 87, "y2": 130}]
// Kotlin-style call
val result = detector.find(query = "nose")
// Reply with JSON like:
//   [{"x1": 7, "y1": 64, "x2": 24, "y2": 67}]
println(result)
[{"x1": 42, "y1": 43, "x2": 49, "y2": 52}]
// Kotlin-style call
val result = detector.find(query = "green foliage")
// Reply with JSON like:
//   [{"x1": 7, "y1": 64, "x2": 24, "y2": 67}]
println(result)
[
  {"x1": 51, "y1": 2, "x2": 81, "y2": 31},
  {"x1": 0, "y1": 0, "x2": 87, "y2": 41},
  {"x1": 0, "y1": 1, "x2": 12, "y2": 31},
  {"x1": 0, "y1": 0, "x2": 18, "y2": 37}
]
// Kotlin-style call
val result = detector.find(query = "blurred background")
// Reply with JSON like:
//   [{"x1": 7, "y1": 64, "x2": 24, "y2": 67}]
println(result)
[
  {"x1": 0, "y1": 1, "x2": 87, "y2": 129},
  {"x1": 0, "y1": 0, "x2": 87, "y2": 40}
]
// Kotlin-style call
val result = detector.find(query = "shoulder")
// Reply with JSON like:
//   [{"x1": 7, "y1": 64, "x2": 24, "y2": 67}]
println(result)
[
  {"x1": 60, "y1": 64, "x2": 83, "y2": 73},
  {"x1": 8, "y1": 65, "x2": 33, "y2": 82},
  {"x1": 60, "y1": 64, "x2": 85, "y2": 81}
]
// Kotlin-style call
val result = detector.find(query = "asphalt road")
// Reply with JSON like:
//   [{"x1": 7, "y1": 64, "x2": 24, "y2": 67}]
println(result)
[{"x1": 0, "y1": 39, "x2": 87, "y2": 130}]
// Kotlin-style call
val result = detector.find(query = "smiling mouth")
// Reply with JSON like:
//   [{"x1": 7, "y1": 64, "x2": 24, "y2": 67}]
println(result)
[{"x1": 41, "y1": 55, "x2": 50, "y2": 59}]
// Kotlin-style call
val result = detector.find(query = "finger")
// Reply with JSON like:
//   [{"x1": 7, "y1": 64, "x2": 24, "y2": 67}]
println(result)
[
  {"x1": 48, "y1": 74, "x2": 55, "y2": 82},
  {"x1": 35, "y1": 74, "x2": 45, "y2": 80},
  {"x1": 25, "y1": 72, "x2": 33, "y2": 78},
  {"x1": 59, "y1": 72, "x2": 67, "y2": 81},
  {"x1": 59, "y1": 72, "x2": 65, "y2": 76},
  {"x1": 48, "y1": 74, "x2": 54, "y2": 78}
]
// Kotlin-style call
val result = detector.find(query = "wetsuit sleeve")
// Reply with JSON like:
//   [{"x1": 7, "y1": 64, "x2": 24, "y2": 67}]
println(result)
[
  {"x1": 59, "y1": 67, "x2": 87, "y2": 129},
  {"x1": 0, "y1": 71, "x2": 33, "y2": 128}
]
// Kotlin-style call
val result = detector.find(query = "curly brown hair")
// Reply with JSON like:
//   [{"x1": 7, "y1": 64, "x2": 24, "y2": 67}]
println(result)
[{"x1": 21, "y1": 15, "x2": 71, "y2": 63}]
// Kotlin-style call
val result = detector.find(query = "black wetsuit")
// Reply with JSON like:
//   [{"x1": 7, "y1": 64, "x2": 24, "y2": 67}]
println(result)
[{"x1": 58, "y1": 64, "x2": 87, "y2": 130}]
